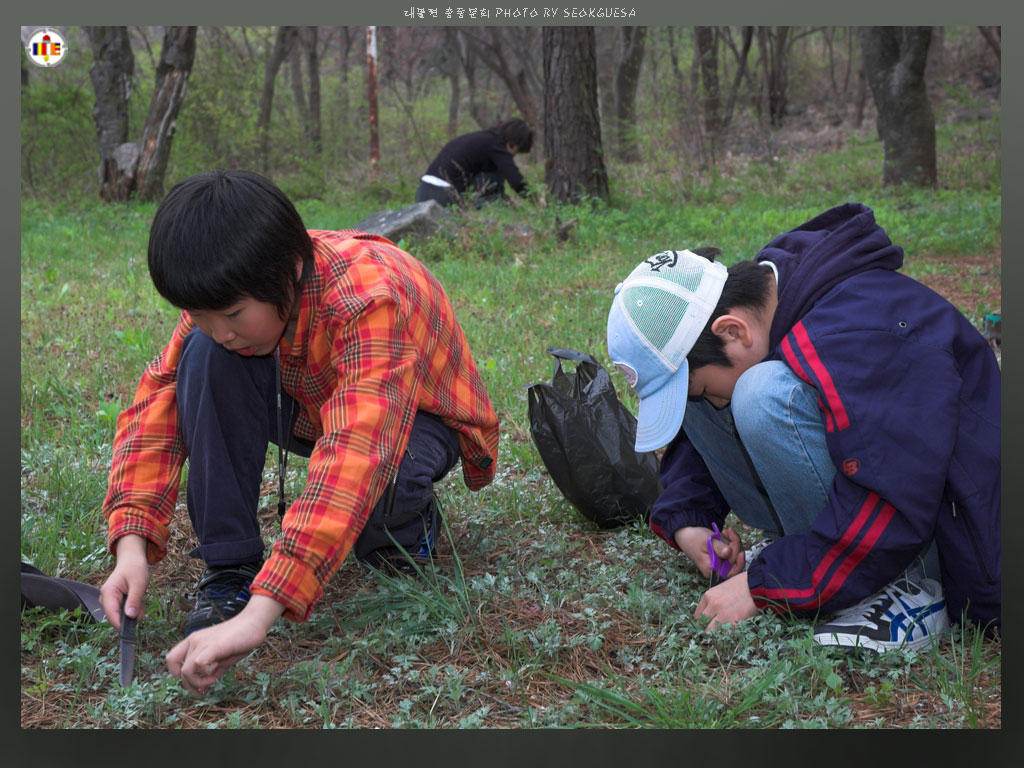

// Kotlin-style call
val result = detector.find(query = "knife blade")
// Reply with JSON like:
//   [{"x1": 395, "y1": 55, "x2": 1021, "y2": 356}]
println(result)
[{"x1": 118, "y1": 600, "x2": 137, "y2": 687}]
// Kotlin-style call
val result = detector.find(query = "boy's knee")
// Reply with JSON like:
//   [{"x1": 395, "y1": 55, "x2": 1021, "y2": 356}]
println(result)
[
  {"x1": 386, "y1": 414, "x2": 461, "y2": 513},
  {"x1": 731, "y1": 361, "x2": 798, "y2": 440},
  {"x1": 177, "y1": 328, "x2": 276, "y2": 420},
  {"x1": 180, "y1": 328, "x2": 272, "y2": 384},
  {"x1": 179, "y1": 328, "x2": 220, "y2": 373}
]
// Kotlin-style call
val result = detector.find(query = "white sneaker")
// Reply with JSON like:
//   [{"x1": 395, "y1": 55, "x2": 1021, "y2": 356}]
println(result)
[{"x1": 813, "y1": 573, "x2": 950, "y2": 653}]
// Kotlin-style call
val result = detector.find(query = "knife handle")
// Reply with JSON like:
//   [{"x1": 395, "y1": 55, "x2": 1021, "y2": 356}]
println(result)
[{"x1": 119, "y1": 601, "x2": 137, "y2": 641}]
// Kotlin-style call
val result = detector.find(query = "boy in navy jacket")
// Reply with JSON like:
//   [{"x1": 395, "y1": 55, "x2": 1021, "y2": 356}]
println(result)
[{"x1": 606, "y1": 204, "x2": 999, "y2": 652}]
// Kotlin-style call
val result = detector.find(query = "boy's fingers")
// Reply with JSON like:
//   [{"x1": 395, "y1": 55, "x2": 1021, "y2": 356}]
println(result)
[
  {"x1": 182, "y1": 657, "x2": 227, "y2": 696},
  {"x1": 722, "y1": 526, "x2": 743, "y2": 550},
  {"x1": 100, "y1": 584, "x2": 127, "y2": 630},
  {"x1": 716, "y1": 528, "x2": 745, "y2": 561},
  {"x1": 694, "y1": 592, "x2": 708, "y2": 619},
  {"x1": 733, "y1": 550, "x2": 747, "y2": 576},
  {"x1": 124, "y1": 592, "x2": 144, "y2": 619},
  {"x1": 166, "y1": 638, "x2": 190, "y2": 676},
  {"x1": 712, "y1": 539, "x2": 733, "y2": 561},
  {"x1": 103, "y1": 597, "x2": 122, "y2": 631}
]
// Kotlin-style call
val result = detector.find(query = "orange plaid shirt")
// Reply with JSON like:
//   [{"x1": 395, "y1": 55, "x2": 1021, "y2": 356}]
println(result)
[{"x1": 103, "y1": 231, "x2": 500, "y2": 621}]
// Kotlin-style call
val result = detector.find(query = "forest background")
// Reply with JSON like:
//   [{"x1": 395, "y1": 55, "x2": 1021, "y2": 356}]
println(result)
[{"x1": 20, "y1": 25, "x2": 1002, "y2": 729}]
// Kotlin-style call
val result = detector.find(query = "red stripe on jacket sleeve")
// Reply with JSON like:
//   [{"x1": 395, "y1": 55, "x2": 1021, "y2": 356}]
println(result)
[
  {"x1": 781, "y1": 334, "x2": 835, "y2": 431},
  {"x1": 812, "y1": 502, "x2": 895, "y2": 607},
  {"x1": 650, "y1": 521, "x2": 682, "y2": 551},
  {"x1": 752, "y1": 492, "x2": 895, "y2": 612},
  {"x1": 792, "y1": 322, "x2": 850, "y2": 430},
  {"x1": 780, "y1": 335, "x2": 813, "y2": 386}
]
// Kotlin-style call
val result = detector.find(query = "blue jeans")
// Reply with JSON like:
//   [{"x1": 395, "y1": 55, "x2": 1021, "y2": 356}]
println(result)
[
  {"x1": 683, "y1": 361, "x2": 940, "y2": 576},
  {"x1": 176, "y1": 328, "x2": 461, "y2": 567}
]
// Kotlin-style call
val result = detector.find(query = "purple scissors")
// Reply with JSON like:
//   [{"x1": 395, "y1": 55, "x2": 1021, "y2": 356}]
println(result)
[{"x1": 706, "y1": 523, "x2": 732, "y2": 583}]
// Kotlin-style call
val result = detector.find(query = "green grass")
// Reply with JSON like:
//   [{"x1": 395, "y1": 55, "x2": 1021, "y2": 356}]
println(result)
[{"x1": 20, "y1": 112, "x2": 1001, "y2": 728}]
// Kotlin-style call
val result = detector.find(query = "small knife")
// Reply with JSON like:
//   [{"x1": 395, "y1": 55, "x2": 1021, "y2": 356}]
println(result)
[{"x1": 118, "y1": 600, "x2": 137, "y2": 687}]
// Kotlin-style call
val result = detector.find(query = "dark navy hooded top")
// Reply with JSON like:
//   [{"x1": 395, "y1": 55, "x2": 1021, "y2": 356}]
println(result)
[
  {"x1": 650, "y1": 203, "x2": 1000, "y2": 630},
  {"x1": 424, "y1": 130, "x2": 527, "y2": 196}
]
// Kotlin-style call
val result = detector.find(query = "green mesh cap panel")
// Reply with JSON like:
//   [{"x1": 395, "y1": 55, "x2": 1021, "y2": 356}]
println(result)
[
  {"x1": 621, "y1": 284, "x2": 689, "y2": 352},
  {"x1": 660, "y1": 261, "x2": 706, "y2": 292}
]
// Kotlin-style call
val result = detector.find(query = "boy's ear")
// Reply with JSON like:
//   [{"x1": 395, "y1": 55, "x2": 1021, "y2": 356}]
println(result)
[{"x1": 710, "y1": 314, "x2": 751, "y2": 345}]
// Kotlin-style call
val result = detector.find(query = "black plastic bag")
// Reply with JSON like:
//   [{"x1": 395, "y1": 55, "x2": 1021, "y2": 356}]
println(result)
[{"x1": 527, "y1": 347, "x2": 661, "y2": 528}]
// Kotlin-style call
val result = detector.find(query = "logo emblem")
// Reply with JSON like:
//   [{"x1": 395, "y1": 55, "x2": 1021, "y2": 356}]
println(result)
[
  {"x1": 615, "y1": 363, "x2": 638, "y2": 388},
  {"x1": 645, "y1": 251, "x2": 678, "y2": 272},
  {"x1": 26, "y1": 28, "x2": 67, "y2": 68},
  {"x1": 842, "y1": 458, "x2": 860, "y2": 476}
]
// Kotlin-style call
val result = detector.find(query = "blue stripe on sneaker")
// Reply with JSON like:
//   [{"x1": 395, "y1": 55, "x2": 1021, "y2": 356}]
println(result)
[{"x1": 886, "y1": 599, "x2": 945, "y2": 642}]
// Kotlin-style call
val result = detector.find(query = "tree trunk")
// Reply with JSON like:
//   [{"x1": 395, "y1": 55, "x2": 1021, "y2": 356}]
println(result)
[
  {"x1": 367, "y1": 26, "x2": 380, "y2": 168},
  {"x1": 759, "y1": 26, "x2": 790, "y2": 127},
  {"x1": 443, "y1": 27, "x2": 461, "y2": 138},
  {"x1": 84, "y1": 26, "x2": 136, "y2": 202},
  {"x1": 239, "y1": 27, "x2": 257, "y2": 60},
  {"x1": 823, "y1": 27, "x2": 839, "y2": 97},
  {"x1": 305, "y1": 26, "x2": 322, "y2": 154},
  {"x1": 854, "y1": 68, "x2": 868, "y2": 128},
  {"x1": 456, "y1": 30, "x2": 488, "y2": 129},
  {"x1": 542, "y1": 26, "x2": 608, "y2": 204},
  {"x1": 614, "y1": 26, "x2": 646, "y2": 162},
  {"x1": 667, "y1": 27, "x2": 686, "y2": 101},
  {"x1": 721, "y1": 25, "x2": 754, "y2": 127},
  {"x1": 843, "y1": 27, "x2": 855, "y2": 95},
  {"x1": 257, "y1": 26, "x2": 295, "y2": 173},
  {"x1": 859, "y1": 27, "x2": 936, "y2": 187},
  {"x1": 595, "y1": 27, "x2": 616, "y2": 145},
  {"x1": 464, "y1": 27, "x2": 541, "y2": 129},
  {"x1": 338, "y1": 27, "x2": 357, "y2": 123},
  {"x1": 690, "y1": 29, "x2": 701, "y2": 95},
  {"x1": 977, "y1": 26, "x2": 1000, "y2": 61},
  {"x1": 695, "y1": 26, "x2": 720, "y2": 134},
  {"x1": 134, "y1": 25, "x2": 157, "y2": 70},
  {"x1": 290, "y1": 32, "x2": 312, "y2": 145},
  {"x1": 136, "y1": 26, "x2": 197, "y2": 202},
  {"x1": 926, "y1": 26, "x2": 946, "y2": 83}
]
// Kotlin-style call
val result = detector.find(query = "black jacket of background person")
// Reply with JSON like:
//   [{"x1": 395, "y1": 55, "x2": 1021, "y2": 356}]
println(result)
[{"x1": 424, "y1": 129, "x2": 527, "y2": 196}]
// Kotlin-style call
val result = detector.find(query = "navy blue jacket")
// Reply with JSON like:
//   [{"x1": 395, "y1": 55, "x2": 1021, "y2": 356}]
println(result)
[
  {"x1": 650, "y1": 204, "x2": 1000, "y2": 630},
  {"x1": 424, "y1": 130, "x2": 527, "y2": 196}
]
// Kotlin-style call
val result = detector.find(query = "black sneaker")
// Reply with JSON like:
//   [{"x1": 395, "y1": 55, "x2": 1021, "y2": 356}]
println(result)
[
  {"x1": 183, "y1": 561, "x2": 262, "y2": 636},
  {"x1": 368, "y1": 497, "x2": 441, "y2": 575}
]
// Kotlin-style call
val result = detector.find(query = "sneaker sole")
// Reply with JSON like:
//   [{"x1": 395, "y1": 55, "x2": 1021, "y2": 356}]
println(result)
[
  {"x1": 814, "y1": 611, "x2": 950, "y2": 654},
  {"x1": 813, "y1": 630, "x2": 937, "y2": 653}
]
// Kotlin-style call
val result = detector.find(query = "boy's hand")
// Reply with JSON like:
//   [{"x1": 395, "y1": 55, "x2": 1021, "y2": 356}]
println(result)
[
  {"x1": 166, "y1": 595, "x2": 285, "y2": 696},
  {"x1": 100, "y1": 534, "x2": 150, "y2": 631},
  {"x1": 695, "y1": 571, "x2": 760, "y2": 629},
  {"x1": 674, "y1": 525, "x2": 746, "y2": 579}
]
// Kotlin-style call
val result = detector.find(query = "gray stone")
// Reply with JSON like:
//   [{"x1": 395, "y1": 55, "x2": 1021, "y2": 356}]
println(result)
[{"x1": 355, "y1": 200, "x2": 451, "y2": 243}]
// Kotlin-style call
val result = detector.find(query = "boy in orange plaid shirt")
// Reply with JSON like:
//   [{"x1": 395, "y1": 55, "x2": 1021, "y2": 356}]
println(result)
[{"x1": 99, "y1": 170, "x2": 499, "y2": 694}]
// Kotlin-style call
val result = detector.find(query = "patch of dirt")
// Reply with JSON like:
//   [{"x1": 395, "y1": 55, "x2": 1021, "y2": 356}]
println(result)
[{"x1": 911, "y1": 250, "x2": 1001, "y2": 314}]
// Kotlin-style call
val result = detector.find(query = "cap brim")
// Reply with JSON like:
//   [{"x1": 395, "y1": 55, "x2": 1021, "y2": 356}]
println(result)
[{"x1": 634, "y1": 357, "x2": 689, "y2": 453}]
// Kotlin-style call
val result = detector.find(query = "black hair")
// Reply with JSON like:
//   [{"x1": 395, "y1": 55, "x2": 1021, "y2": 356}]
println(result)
[
  {"x1": 489, "y1": 118, "x2": 533, "y2": 153},
  {"x1": 147, "y1": 170, "x2": 314, "y2": 319},
  {"x1": 687, "y1": 251, "x2": 775, "y2": 371}
]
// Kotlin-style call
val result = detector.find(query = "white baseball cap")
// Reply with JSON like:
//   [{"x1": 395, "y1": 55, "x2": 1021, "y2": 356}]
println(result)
[{"x1": 607, "y1": 250, "x2": 728, "y2": 453}]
